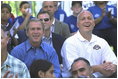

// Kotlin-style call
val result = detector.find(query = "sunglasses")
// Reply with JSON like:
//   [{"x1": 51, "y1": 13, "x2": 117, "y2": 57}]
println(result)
[{"x1": 39, "y1": 18, "x2": 50, "y2": 22}]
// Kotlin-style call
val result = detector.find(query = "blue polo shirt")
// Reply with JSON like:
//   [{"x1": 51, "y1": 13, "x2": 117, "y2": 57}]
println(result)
[
  {"x1": 54, "y1": 8, "x2": 67, "y2": 23},
  {"x1": 65, "y1": 15, "x2": 78, "y2": 33},
  {"x1": 13, "y1": 16, "x2": 34, "y2": 44},
  {"x1": 10, "y1": 39, "x2": 61, "y2": 78},
  {"x1": 88, "y1": 5, "x2": 117, "y2": 30}
]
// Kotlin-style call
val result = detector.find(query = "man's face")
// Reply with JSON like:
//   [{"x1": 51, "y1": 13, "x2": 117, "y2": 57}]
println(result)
[
  {"x1": 27, "y1": 21, "x2": 44, "y2": 44},
  {"x1": 77, "y1": 11, "x2": 95, "y2": 33},
  {"x1": 71, "y1": 60, "x2": 92, "y2": 78},
  {"x1": 71, "y1": 3, "x2": 82, "y2": 14},
  {"x1": 1, "y1": 8, "x2": 11, "y2": 21},
  {"x1": 37, "y1": 13, "x2": 51, "y2": 31},
  {"x1": 42, "y1": 1, "x2": 56, "y2": 17}
]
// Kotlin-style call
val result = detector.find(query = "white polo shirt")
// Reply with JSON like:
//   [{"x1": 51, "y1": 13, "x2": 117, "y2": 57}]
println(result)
[{"x1": 61, "y1": 31, "x2": 117, "y2": 78}]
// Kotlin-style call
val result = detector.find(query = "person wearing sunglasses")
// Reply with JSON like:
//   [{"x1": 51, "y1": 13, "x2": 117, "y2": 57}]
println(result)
[
  {"x1": 37, "y1": 11, "x2": 65, "y2": 65},
  {"x1": 42, "y1": 1, "x2": 70, "y2": 39}
]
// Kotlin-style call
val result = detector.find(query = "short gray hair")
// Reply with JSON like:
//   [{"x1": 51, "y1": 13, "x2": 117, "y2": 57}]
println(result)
[{"x1": 26, "y1": 18, "x2": 45, "y2": 32}]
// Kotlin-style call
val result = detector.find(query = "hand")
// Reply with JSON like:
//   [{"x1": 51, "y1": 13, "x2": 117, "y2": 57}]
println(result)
[
  {"x1": 103, "y1": 61, "x2": 116, "y2": 73},
  {"x1": 106, "y1": 10, "x2": 112, "y2": 18},
  {"x1": 2, "y1": 71, "x2": 18, "y2": 78},
  {"x1": 98, "y1": 61, "x2": 116, "y2": 77}
]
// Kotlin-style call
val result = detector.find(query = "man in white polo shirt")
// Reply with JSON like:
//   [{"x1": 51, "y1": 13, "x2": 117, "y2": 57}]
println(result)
[{"x1": 61, "y1": 10, "x2": 117, "y2": 78}]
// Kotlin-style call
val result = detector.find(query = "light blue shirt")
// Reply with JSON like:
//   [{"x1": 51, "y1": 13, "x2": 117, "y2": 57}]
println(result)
[
  {"x1": 11, "y1": 39, "x2": 61, "y2": 78},
  {"x1": 1, "y1": 54, "x2": 30, "y2": 78}
]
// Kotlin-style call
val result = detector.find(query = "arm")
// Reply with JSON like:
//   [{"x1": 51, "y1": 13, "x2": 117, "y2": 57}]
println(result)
[
  {"x1": 13, "y1": 13, "x2": 32, "y2": 36},
  {"x1": 107, "y1": 11, "x2": 117, "y2": 24},
  {"x1": 17, "y1": 13, "x2": 31, "y2": 30},
  {"x1": 21, "y1": 64, "x2": 31, "y2": 78},
  {"x1": 93, "y1": 39, "x2": 117, "y2": 77},
  {"x1": 95, "y1": 8, "x2": 106, "y2": 25},
  {"x1": 92, "y1": 62, "x2": 117, "y2": 77}
]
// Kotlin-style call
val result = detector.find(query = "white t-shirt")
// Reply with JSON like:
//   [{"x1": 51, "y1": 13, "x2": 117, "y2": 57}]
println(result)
[{"x1": 61, "y1": 31, "x2": 117, "y2": 78}]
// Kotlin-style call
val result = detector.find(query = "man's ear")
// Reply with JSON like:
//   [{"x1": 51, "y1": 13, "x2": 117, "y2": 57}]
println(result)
[
  {"x1": 26, "y1": 30, "x2": 28, "y2": 37},
  {"x1": 38, "y1": 71, "x2": 45, "y2": 78}
]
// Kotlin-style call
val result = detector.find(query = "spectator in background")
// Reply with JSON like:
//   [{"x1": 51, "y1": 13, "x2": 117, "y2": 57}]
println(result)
[
  {"x1": 13, "y1": 1, "x2": 34, "y2": 44},
  {"x1": 61, "y1": 10, "x2": 117, "y2": 78},
  {"x1": 1, "y1": 3, "x2": 18, "y2": 52},
  {"x1": 88, "y1": 1, "x2": 117, "y2": 56},
  {"x1": 37, "y1": 11, "x2": 65, "y2": 64},
  {"x1": 54, "y1": 1, "x2": 67, "y2": 23},
  {"x1": 42, "y1": 1, "x2": 70, "y2": 39},
  {"x1": 11, "y1": 18, "x2": 61, "y2": 78},
  {"x1": 1, "y1": 29, "x2": 30, "y2": 78},
  {"x1": 70, "y1": 57, "x2": 95, "y2": 78},
  {"x1": 30, "y1": 59, "x2": 55, "y2": 78},
  {"x1": 1, "y1": 3, "x2": 13, "y2": 31},
  {"x1": 65, "y1": 1, "x2": 83, "y2": 35}
]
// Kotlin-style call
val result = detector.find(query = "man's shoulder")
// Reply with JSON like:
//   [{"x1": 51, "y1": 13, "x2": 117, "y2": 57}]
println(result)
[
  {"x1": 11, "y1": 42, "x2": 26, "y2": 54},
  {"x1": 52, "y1": 33, "x2": 65, "y2": 39},
  {"x1": 55, "y1": 19, "x2": 68, "y2": 27},
  {"x1": 14, "y1": 42, "x2": 25, "y2": 49},
  {"x1": 64, "y1": 34, "x2": 77, "y2": 44},
  {"x1": 8, "y1": 54, "x2": 27, "y2": 67},
  {"x1": 93, "y1": 34, "x2": 107, "y2": 43},
  {"x1": 41, "y1": 42, "x2": 56, "y2": 53}
]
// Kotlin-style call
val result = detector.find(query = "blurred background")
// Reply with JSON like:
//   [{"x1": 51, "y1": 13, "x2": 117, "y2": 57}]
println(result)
[{"x1": 1, "y1": 1, "x2": 117, "y2": 17}]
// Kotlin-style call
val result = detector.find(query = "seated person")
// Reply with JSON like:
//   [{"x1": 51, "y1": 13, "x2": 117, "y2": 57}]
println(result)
[
  {"x1": 11, "y1": 18, "x2": 61, "y2": 78},
  {"x1": 37, "y1": 11, "x2": 65, "y2": 64},
  {"x1": 30, "y1": 59, "x2": 55, "y2": 78},
  {"x1": 1, "y1": 29, "x2": 30, "y2": 78},
  {"x1": 70, "y1": 57, "x2": 95, "y2": 78}
]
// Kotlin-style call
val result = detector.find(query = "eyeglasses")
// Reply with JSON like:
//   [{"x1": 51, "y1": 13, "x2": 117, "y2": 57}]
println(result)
[{"x1": 39, "y1": 18, "x2": 50, "y2": 22}]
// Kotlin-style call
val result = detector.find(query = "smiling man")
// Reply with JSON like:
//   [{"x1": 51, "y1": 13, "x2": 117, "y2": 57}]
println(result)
[
  {"x1": 10, "y1": 18, "x2": 61, "y2": 78},
  {"x1": 61, "y1": 10, "x2": 117, "y2": 78}
]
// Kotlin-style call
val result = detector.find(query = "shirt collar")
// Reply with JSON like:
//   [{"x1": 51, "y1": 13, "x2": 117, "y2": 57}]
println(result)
[
  {"x1": 52, "y1": 18, "x2": 55, "y2": 25},
  {"x1": 76, "y1": 31, "x2": 96, "y2": 43},
  {"x1": 25, "y1": 40, "x2": 33, "y2": 52},
  {"x1": 25, "y1": 39, "x2": 46, "y2": 52},
  {"x1": 42, "y1": 32, "x2": 52, "y2": 40}
]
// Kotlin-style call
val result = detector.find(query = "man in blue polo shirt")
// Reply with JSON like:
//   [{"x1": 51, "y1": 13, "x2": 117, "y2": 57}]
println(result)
[
  {"x1": 11, "y1": 18, "x2": 61, "y2": 78},
  {"x1": 65, "y1": 1, "x2": 83, "y2": 35},
  {"x1": 88, "y1": 1, "x2": 117, "y2": 56}
]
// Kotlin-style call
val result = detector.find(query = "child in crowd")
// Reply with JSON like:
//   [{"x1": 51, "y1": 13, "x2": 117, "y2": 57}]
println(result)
[
  {"x1": 1, "y1": 3, "x2": 18, "y2": 52},
  {"x1": 65, "y1": 1, "x2": 83, "y2": 35},
  {"x1": 30, "y1": 59, "x2": 55, "y2": 78},
  {"x1": 13, "y1": 1, "x2": 34, "y2": 44}
]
